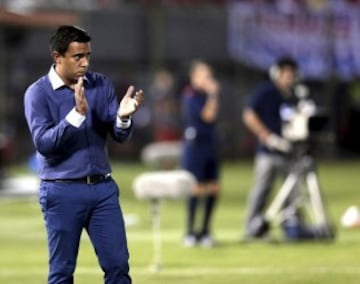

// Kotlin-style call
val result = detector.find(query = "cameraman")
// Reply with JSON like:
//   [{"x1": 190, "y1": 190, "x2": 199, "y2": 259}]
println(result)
[{"x1": 242, "y1": 57, "x2": 299, "y2": 240}]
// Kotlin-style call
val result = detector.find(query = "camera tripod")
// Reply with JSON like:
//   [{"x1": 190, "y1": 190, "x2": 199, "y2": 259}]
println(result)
[{"x1": 252, "y1": 143, "x2": 335, "y2": 240}]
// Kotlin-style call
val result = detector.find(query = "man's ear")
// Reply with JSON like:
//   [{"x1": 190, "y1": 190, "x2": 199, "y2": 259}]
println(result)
[{"x1": 52, "y1": 51, "x2": 62, "y2": 65}]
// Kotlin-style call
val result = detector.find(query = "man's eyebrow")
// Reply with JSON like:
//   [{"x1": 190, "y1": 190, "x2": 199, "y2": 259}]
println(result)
[{"x1": 72, "y1": 51, "x2": 92, "y2": 57}]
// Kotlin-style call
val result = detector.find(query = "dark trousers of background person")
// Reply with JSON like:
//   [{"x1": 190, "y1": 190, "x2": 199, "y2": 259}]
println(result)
[{"x1": 39, "y1": 178, "x2": 131, "y2": 284}]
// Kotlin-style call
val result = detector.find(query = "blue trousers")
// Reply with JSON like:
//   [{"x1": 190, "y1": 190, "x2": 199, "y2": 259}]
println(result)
[{"x1": 39, "y1": 178, "x2": 131, "y2": 284}]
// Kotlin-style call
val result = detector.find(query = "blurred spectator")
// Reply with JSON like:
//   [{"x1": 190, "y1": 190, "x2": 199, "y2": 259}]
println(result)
[{"x1": 148, "y1": 69, "x2": 181, "y2": 141}]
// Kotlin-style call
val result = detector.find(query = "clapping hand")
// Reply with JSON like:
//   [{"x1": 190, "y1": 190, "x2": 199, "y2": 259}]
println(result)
[
  {"x1": 74, "y1": 77, "x2": 88, "y2": 115},
  {"x1": 117, "y1": 85, "x2": 144, "y2": 119}
]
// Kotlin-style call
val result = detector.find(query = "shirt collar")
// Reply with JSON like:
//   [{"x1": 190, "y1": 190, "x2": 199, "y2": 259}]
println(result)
[{"x1": 48, "y1": 65, "x2": 88, "y2": 90}]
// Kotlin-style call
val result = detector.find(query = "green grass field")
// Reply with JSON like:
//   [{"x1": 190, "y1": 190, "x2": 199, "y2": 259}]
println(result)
[{"x1": 0, "y1": 160, "x2": 360, "y2": 284}]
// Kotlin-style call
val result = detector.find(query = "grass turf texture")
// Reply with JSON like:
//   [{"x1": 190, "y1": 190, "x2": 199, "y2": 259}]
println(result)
[{"x1": 0, "y1": 160, "x2": 360, "y2": 284}]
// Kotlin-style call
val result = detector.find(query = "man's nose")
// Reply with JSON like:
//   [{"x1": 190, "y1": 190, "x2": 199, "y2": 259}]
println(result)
[{"x1": 81, "y1": 57, "x2": 90, "y2": 67}]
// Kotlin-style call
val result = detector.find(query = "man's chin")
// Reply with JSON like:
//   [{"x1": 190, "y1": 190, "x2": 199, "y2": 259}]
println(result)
[{"x1": 77, "y1": 71, "x2": 87, "y2": 77}]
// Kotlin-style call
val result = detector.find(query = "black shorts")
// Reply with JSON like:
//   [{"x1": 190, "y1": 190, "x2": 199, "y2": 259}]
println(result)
[{"x1": 181, "y1": 143, "x2": 219, "y2": 182}]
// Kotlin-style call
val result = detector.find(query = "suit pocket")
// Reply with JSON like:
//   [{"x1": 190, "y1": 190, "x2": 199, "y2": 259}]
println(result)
[{"x1": 39, "y1": 181, "x2": 49, "y2": 213}]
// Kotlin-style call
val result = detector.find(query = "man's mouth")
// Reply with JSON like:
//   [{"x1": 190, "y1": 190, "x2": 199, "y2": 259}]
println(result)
[{"x1": 77, "y1": 70, "x2": 87, "y2": 76}]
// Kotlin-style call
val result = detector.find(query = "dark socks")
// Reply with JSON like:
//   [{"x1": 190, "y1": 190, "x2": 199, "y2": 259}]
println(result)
[
  {"x1": 201, "y1": 194, "x2": 218, "y2": 236},
  {"x1": 187, "y1": 196, "x2": 199, "y2": 235}
]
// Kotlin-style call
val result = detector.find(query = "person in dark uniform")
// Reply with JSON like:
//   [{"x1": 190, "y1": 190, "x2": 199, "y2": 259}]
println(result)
[
  {"x1": 24, "y1": 25, "x2": 144, "y2": 284},
  {"x1": 181, "y1": 60, "x2": 221, "y2": 248},
  {"x1": 242, "y1": 57, "x2": 298, "y2": 240}
]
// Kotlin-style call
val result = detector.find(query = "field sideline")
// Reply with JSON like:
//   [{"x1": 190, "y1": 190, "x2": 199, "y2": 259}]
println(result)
[{"x1": 0, "y1": 160, "x2": 359, "y2": 284}]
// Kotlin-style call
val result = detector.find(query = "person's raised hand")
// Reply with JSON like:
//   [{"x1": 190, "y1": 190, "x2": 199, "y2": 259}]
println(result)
[
  {"x1": 204, "y1": 78, "x2": 220, "y2": 98},
  {"x1": 117, "y1": 85, "x2": 144, "y2": 119},
  {"x1": 74, "y1": 77, "x2": 88, "y2": 115}
]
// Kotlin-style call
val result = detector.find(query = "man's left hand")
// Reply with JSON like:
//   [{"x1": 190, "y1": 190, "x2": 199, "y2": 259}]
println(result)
[{"x1": 117, "y1": 85, "x2": 144, "y2": 119}]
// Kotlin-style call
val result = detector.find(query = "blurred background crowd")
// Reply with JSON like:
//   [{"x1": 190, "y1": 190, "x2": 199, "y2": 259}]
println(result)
[{"x1": 0, "y1": 0, "x2": 360, "y2": 170}]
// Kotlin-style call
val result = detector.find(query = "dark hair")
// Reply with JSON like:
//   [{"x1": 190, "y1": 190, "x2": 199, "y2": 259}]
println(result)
[
  {"x1": 49, "y1": 25, "x2": 91, "y2": 55},
  {"x1": 275, "y1": 56, "x2": 298, "y2": 70}
]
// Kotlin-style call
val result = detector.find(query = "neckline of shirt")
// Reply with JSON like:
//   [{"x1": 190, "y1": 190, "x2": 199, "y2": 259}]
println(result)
[{"x1": 48, "y1": 65, "x2": 89, "y2": 90}]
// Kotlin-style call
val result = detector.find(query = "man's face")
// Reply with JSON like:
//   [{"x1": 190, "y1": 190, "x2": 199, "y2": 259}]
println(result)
[
  {"x1": 277, "y1": 66, "x2": 297, "y2": 91},
  {"x1": 54, "y1": 41, "x2": 91, "y2": 85}
]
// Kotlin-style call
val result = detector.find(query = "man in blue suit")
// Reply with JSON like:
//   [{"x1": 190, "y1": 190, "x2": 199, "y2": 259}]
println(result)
[{"x1": 24, "y1": 25, "x2": 144, "y2": 284}]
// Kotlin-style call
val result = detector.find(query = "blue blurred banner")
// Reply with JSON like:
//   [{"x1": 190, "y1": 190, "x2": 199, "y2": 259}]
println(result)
[
  {"x1": 332, "y1": 4, "x2": 360, "y2": 80},
  {"x1": 228, "y1": 1, "x2": 360, "y2": 80}
]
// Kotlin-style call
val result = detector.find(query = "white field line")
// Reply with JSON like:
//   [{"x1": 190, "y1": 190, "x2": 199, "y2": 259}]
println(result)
[
  {"x1": 1, "y1": 230, "x2": 360, "y2": 243},
  {"x1": 0, "y1": 266, "x2": 360, "y2": 277}
]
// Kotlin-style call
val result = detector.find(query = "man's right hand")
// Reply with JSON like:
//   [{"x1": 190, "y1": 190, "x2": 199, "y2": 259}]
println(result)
[
  {"x1": 265, "y1": 133, "x2": 292, "y2": 153},
  {"x1": 74, "y1": 77, "x2": 88, "y2": 115}
]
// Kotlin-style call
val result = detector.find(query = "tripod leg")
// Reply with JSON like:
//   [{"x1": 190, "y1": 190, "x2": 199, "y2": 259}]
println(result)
[
  {"x1": 306, "y1": 172, "x2": 327, "y2": 226},
  {"x1": 151, "y1": 199, "x2": 162, "y2": 271},
  {"x1": 265, "y1": 173, "x2": 300, "y2": 221}
]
